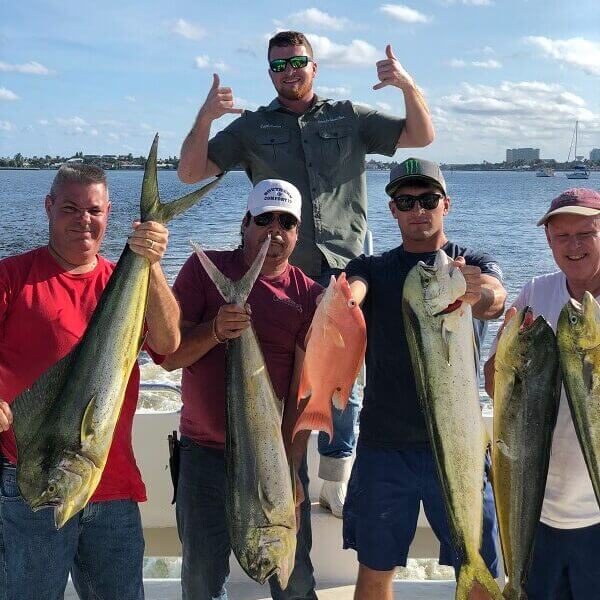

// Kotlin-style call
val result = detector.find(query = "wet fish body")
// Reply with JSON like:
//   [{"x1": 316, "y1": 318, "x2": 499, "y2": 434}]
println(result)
[
  {"x1": 557, "y1": 291, "x2": 600, "y2": 509},
  {"x1": 402, "y1": 250, "x2": 503, "y2": 600},
  {"x1": 11, "y1": 135, "x2": 220, "y2": 528},
  {"x1": 292, "y1": 272, "x2": 366, "y2": 440},
  {"x1": 192, "y1": 240, "x2": 296, "y2": 589},
  {"x1": 493, "y1": 307, "x2": 559, "y2": 600}
]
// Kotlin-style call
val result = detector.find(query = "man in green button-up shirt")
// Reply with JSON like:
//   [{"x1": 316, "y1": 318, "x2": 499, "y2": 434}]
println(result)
[{"x1": 177, "y1": 30, "x2": 434, "y2": 599}]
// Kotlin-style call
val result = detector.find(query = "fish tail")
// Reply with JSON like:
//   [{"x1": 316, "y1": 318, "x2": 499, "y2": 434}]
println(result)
[
  {"x1": 292, "y1": 392, "x2": 333, "y2": 441},
  {"x1": 502, "y1": 583, "x2": 528, "y2": 600},
  {"x1": 140, "y1": 134, "x2": 222, "y2": 224},
  {"x1": 191, "y1": 237, "x2": 270, "y2": 305},
  {"x1": 456, "y1": 556, "x2": 503, "y2": 600}
]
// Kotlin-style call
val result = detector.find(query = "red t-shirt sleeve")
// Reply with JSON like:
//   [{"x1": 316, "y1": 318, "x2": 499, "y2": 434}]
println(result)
[
  {"x1": 297, "y1": 277, "x2": 323, "y2": 351},
  {"x1": 173, "y1": 253, "x2": 207, "y2": 323}
]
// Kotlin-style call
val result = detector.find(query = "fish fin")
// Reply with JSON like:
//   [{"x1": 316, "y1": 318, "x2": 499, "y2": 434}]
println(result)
[
  {"x1": 292, "y1": 398, "x2": 333, "y2": 441},
  {"x1": 11, "y1": 348, "x2": 79, "y2": 454},
  {"x1": 80, "y1": 395, "x2": 98, "y2": 445},
  {"x1": 190, "y1": 237, "x2": 270, "y2": 305},
  {"x1": 140, "y1": 134, "x2": 222, "y2": 224},
  {"x1": 456, "y1": 556, "x2": 503, "y2": 600},
  {"x1": 502, "y1": 583, "x2": 528, "y2": 600},
  {"x1": 325, "y1": 323, "x2": 345, "y2": 348}
]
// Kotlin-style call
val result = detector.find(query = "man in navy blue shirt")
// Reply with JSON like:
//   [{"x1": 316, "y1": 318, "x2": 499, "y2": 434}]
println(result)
[{"x1": 343, "y1": 158, "x2": 506, "y2": 600}]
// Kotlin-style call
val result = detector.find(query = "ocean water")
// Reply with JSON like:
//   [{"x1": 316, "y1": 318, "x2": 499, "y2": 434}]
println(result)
[{"x1": 2, "y1": 169, "x2": 599, "y2": 408}]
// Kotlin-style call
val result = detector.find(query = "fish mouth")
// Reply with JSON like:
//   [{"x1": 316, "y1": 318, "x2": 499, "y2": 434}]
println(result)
[
  {"x1": 519, "y1": 307, "x2": 535, "y2": 332},
  {"x1": 435, "y1": 299, "x2": 463, "y2": 316},
  {"x1": 29, "y1": 498, "x2": 62, "y2": 511}
]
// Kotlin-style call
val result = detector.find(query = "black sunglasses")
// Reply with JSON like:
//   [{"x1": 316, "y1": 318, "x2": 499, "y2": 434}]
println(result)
[
  {"x1": 253, "y1": 212, "x2": 299, "y2": 231},
  {"x1": 269, "y1": 55, "x2": 313, "y2": 73},
  {"x1": 392, "y1": 192, "x2": 445, "y2": 212}
]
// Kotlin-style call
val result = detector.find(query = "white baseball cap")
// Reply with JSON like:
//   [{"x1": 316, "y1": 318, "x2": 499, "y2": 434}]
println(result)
[{"x1": 247, "y1": 179, "x2": 302, "y2": 222}]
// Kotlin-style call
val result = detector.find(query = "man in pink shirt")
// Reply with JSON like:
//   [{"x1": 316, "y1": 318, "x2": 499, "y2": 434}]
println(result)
[{"x1": 162, "y1": 179, "x2": 322, "y2": 600}]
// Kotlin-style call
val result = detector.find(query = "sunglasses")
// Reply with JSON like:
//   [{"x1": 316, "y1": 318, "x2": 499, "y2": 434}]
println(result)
[
  {"x1": 253, "y1": 212, "x2": 299, "y2": 231},
  {"x1": 269, "y1": 55, "x2": 313, "y2": 73},
  {"x1": 392, "y1": 192, "x2": 445, "y2": 212}
]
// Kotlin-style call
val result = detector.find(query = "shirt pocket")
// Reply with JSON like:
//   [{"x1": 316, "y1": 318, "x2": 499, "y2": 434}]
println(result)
[
  {"x1": 256, "y1": 129, "x2": 291, "y2": 162},
  {"x1": 317, "y1": 125, "x2": 352, "y2": 168}
]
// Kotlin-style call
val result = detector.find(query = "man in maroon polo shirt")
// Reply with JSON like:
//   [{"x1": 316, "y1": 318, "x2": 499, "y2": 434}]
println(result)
[{"x1": 162, "y1": 178, "x2": 322, "y2": 600}]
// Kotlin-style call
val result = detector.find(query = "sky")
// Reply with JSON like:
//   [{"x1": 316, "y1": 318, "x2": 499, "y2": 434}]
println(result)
[{"x1": 1, "y1": 0, "x2": 598, "y2": 163}]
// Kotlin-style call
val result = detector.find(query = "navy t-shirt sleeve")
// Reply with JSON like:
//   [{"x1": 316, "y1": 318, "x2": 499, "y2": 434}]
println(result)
[
  {"x1": 463, "y1": 249, "x2": 504, "y2": 283},
  {"x1": 344, "y1": 253, "x2": 371, "y2": 285}
]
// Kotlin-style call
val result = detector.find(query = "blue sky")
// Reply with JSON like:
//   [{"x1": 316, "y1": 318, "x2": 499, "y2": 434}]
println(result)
[{"x1": 1, "y1": 0, "x2": 598, "y2": 163}]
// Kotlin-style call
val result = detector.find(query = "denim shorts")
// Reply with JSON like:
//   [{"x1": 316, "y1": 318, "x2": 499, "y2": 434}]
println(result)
[
  {"x1": 525, "y1": 521, "x2": 600, "y2": 599},
  {"x1": 343, "y1": 443, "x2": 499, "y2": 574}
]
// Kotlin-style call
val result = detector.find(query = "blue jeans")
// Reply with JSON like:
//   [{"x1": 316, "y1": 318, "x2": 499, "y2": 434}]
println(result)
[
  {"x1": 0, "y1": 461, "x2": 144, "y2": 600},
  {"x1": 315, "y1": 268, "x2": 362, "y2": 469},
  {"x1": 176, "y1": 437, "x2": 316, "y2": 600}
]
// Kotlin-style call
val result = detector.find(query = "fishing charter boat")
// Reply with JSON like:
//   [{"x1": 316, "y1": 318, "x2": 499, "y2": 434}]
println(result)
[{"x1": 536, "y1": 167, "x2": 554, "y2": 177}]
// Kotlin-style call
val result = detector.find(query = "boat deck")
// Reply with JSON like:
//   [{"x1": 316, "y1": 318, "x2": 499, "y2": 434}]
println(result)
[{"x1": 65, "y1": 579, "x2": 458, "y2": 599}]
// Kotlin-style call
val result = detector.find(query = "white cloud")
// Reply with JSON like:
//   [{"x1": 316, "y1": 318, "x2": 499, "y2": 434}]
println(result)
[
  {"x1": 38, "y1": 119, "x2": 49, "y2": 126},
  {"x1": 307, "y1": 35, "x2": 379, "y2": 67},
  {"x1": 442, "y1": 0, "x2": 493, "y2": 5},
  {"x1": 525, "y1": 36, "x2": 600, "y2": 76},
  {"x1": 171, "y1": 18, "x2": 205, "y2": 41},
  {"x1": 449, "y1": 58, "x2": 501, "y2": 68},
  {"x1": 316, "y1": 85, "x2": 351, "y2": 97},
  {"x1": 235, "y1": 97, "x2": 259, "y2": 111},
  {"x1": 125, "y1": 96, "x2": 136, "y2": 103},
  {"x1": 377, "y1": 102, "x2": 392, "y2": 111},
  {"x1": 56, "y1": 116, "x2": 88, "y2": 127},
  {"x1": 354, "y1": 101, "x2": 374, "y2": 110},
  {"x1": 472, "y1": 59, "x2": 502, "y2": 69},
  {"x1": 380, "y1": 4, "x2": 431, "y2": 24},
  {"x1": 0, "y1": 87, "x2": 19, "y2": 101},
  {"x1": 195, "y1": 55, "x2": 229, "y2": 71},
  {"x1": 0, "y1": 120, "x2": 14, "y2": 131},
  {"x1": 0, "y1": 61, "x2": 51, "y2": 75},
  {"x1": 278, "y1": 8, "x2": 351, "y2": 31},
  {"x1": 195, "y1": 55, "x2": 210, "y2": 68}
]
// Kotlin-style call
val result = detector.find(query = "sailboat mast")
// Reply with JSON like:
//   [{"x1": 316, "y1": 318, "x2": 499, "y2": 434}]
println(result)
[{"x1": 575, "y1": 120, "x2": 578, "y2": 159}]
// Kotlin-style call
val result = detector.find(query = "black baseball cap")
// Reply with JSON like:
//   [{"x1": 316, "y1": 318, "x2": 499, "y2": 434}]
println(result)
[{"x1": 385, "y1": 157, "x2": 447, "y2": 197}]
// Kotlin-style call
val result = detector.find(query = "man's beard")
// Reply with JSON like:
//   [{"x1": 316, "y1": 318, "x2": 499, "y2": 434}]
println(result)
[{"x1": 277, "y1": 79, "x2": 312, "y2": 101}]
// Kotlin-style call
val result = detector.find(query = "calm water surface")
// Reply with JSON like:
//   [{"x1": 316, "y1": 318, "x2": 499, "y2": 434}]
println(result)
[{"x1": 2, "y1": 169, "x2": 599, "y2": 389}]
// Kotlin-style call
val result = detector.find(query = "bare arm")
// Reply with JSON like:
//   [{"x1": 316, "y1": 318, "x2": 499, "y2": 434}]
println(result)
[
  {"x1": 128, "y1": 221, "x2": 180, "y2": 355},
  {"x1": 453, "y1": 258, "x2": 506, "y2": 320},
  {"x1": 0, "y1": 400, "x2": 12, "y2": 432},
  {"x1": 373, "y1": 44, "x2": 434, "y2": 148},
  {"x1": 161, "y1": 304, "x2": 251, "y2": 371},
  {"x1": 178, "y1": 73, "x2": 243, "y2": 184}
]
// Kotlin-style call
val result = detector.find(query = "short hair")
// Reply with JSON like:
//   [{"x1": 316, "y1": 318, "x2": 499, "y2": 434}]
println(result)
[
  {"x1": 49, "y1": 163, "x2": 107, "y2": 200},
  {"x1": 268, "y1": 31, "x2": 313, "y2": 59}
]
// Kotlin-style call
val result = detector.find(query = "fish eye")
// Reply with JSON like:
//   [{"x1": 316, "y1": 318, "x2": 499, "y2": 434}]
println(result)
[
  {"x1": 570, "y1": 314, "x2": 579, "y2": 325},
  {"x1": 47, "y1": 484, "x2": 57, "y2": 495},
  {"x1": 348, "y1": 299, "x2": 357, "y2": 308}
]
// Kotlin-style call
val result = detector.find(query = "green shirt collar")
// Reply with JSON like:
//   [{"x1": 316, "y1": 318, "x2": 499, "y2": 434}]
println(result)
[{"x1": 265, "y1": 95, "x2": 331, "y2": 113}]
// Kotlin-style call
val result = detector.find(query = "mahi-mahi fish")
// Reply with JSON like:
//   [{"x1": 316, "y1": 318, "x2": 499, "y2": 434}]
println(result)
[
  {"x1": 493, "y1": 307, "x2": 559, "y2": 600},
  {"x1": 292, "y1": 272, "x2": 367, "y2": 441},
  {"x1": 557, "y1": 291, "x2": 600, "y2": 509},
  {"x1": 402, "y1": 249, "x2": 503, "y2": 600},
  {"x1": 11, "y1": 134, "x2": 221, "y2": 529},
  {"x1": 191, "y1": 239, "x2": 296, "y2": 589}
]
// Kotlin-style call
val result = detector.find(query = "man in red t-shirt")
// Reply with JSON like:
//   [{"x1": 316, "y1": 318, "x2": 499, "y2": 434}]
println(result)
[
  {"x1": 0, "y1": 163, "x2": 181, "y2": 600},
  {"x1": 162, "y1": 179, "x2": 322, "y2": 600}
]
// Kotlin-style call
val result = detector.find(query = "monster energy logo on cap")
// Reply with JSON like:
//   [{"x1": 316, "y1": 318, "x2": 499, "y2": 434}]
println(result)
[{"x1": 385, "y1": 157, "x2": 447, "y2": 197}]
